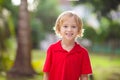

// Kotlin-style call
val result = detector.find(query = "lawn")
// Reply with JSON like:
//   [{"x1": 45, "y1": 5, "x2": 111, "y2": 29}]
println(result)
[
  {"x1": 0, "y1": 50, "x2": 120, "y2": 80},
  {"x1": 90, "y1": 53, "x2": 120, "y2": 80}
]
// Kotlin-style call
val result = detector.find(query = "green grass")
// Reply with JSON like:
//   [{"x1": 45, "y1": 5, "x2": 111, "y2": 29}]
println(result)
[
  {"x1": 90, "y1": 53, "x2": 120, "y2": 80},
  {"x1": 0, "y1": 75, "x2": 5, "y2": 80},
  {"x1": 0, "y1": 50, "x2": 120, "y2": 80}
]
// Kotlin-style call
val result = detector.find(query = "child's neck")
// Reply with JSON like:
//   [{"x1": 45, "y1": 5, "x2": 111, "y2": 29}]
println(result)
[{"x1": 61, "y1": 39, "x2": 75, "y2": 52}]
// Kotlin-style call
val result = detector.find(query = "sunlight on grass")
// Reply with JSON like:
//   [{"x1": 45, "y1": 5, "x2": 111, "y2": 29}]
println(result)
[
  {"x1": 0, "y1": 75, "x2": 5, "y2": 80},
  {"x1": 32, "y1": 50, "x2": 46, "y2": 74}
]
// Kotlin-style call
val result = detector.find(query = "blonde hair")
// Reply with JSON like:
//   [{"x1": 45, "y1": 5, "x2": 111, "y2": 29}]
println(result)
[{"x1": 53, "y1": 11, "x2": 84, "y2": 38}]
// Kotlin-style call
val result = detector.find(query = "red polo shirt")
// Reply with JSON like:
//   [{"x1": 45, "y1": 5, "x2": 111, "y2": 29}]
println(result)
[{"x1": 43, "y1": 40, "x2": 92, "y2": 80}]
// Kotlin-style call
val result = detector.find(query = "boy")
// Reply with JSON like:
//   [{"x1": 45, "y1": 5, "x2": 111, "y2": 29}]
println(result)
[{"x1": 43, "y1": 11, "x2": 92, "y2": 80}]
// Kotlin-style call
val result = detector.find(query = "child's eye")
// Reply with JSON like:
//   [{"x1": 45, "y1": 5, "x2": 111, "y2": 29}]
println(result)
[
  {"x1": 72, "y1": 26, "x2": 77, "y2": 28},
  {"x1": 63, "y1": 26, "x2": 68, "y2": 28}
]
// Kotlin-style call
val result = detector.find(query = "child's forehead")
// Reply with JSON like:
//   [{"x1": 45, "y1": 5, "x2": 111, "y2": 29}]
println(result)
[{"x1": 60, "y1": 15, "x2": 76, "y2": 21}]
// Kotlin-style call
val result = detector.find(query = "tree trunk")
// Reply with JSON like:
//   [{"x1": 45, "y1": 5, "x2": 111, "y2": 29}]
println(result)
[{"x1": 7, "y1": 0, "x2": 36, "y2": 77}]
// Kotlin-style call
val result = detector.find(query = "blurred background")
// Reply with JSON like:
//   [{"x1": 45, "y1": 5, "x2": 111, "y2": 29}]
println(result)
[{"x1": 0, "y1": 0, "x2": 120, "y2": 80}]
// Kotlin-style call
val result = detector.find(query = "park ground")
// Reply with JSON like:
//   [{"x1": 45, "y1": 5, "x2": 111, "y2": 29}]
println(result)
[{"x1": 0, "y1": 50, "x2": 120, "y2": 80}]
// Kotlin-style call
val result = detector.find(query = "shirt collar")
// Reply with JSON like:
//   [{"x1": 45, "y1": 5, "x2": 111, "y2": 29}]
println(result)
[{"x1": 55, "y1": 40, "x2": 82, "y2": 53}]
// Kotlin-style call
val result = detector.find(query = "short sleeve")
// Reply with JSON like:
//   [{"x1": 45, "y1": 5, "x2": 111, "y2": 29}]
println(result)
[
  {"x1": 81, "y1": 49, "x2": 92, "y2": 74},
  {"x1": 43, "y1": 46, "x2": 52, "y2": 72}
]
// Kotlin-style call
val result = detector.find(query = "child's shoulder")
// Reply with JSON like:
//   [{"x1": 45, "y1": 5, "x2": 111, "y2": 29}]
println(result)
[
  {"x1": 48, "y1": 40, "x2": 61, "y2": 49},
  {"x1": 76, "y1": 42, "x2": 88, "y2": 53}
]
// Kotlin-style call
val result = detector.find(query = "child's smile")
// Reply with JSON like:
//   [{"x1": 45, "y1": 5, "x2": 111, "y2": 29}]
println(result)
[
  {"x1": 65, "y1": 33, "x2": 73, "y2": 37},
  {"x1": 60, "y1": 16, "x2": 79, "y2": 41}
]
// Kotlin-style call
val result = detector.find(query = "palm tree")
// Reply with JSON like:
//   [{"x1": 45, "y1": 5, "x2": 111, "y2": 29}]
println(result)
[{"x1": 7, "y1": 0, "x2": 36, "y2": 77}]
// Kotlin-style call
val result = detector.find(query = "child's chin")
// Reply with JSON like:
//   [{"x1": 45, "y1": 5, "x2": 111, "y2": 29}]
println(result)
[{"x1": 66, "y1": 37, "x2": 74, "y2": 40}]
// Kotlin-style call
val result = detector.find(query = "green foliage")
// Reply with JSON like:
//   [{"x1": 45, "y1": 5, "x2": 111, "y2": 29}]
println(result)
[
  {"x1": 0, "y1": 0, "x2": 16, "y2": 72},
  {"x1": 73, "y1": 0, "x2": 120, "y2": 17},
  {"x1": 0, "y1": 0, "x2": 18, "y2": 16},
  {"x1": 97, "y1": 17, "x2": 110, "y2": 42},
  {"x1": 31, "y1": 19, "x2": 45, "y2": 48},
  {"x1": 72, "y1": 0, "x2": 120, "y2": 45},
  {"x1": 35, "y1": 0, "x2": 60, "y2": 32},
  {"x1": 98, "y1": 19, "x2": 120, "y2": 42},
  {"x1": 30, "y1": 0, "x2": 60, "y2": 48},
  {"x1": 107, "y1": 21, "x2": 120, "y2": 39},
  {"x1": 0, "y1": 52, "x2": 10, "y2": 71},
  {"x1": 83, "y1": 25, "x2": 97, "y2": 42},
  {"x1": 0, "y1": 0, "x2": 16, "y2": 50}
]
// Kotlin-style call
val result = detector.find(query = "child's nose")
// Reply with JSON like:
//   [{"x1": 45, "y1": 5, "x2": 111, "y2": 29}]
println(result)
[{"x1": 67, "y1": 27, "x2": 72, "y2": 31}]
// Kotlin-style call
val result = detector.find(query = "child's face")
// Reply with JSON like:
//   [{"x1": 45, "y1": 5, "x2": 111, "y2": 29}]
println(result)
[{"x1": 59, "y1": 16, "x2": 79, "y2": 41}]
